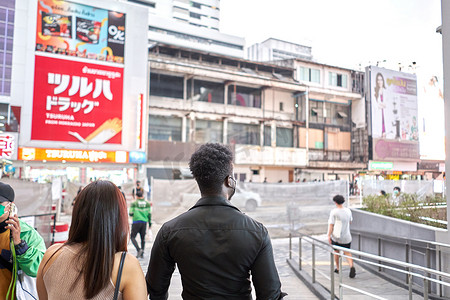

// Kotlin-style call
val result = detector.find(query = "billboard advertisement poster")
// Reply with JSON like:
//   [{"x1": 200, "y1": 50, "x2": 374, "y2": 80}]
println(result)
[
  {"x1": 31, "y1": 54, "x2": 124, "y2": 144},
  {"x1": 368, "y1": 66, "x2": 419, "y2": 160},
  {"x1": 417, "y1": 75, "x2": 445, "y2": 160},
  {"x1": 36, "y1": 0, "x2": 126, "y2": 64}
]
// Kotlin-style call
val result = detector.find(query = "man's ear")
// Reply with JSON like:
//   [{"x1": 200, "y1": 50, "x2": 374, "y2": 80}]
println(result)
[{"x1": 226, "y1": 176, "x2": 236, "y2": 188}]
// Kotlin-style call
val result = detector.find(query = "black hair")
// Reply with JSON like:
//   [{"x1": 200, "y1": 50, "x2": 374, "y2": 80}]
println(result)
[
  {"x1": 189, "y1": 143, "x2": 233, "y2": 194},
  {"x1": 380, "y1": 190, "x2": 386, "y2": 196},
  {"x1": 333, "y1": 194, "x2": 345, "y2": 205},
  {"x1": 68, "y1": 180, "x2": 128, "y2": 298},
  {"x1": 394, "y1": 186, "x2": 401, "y2": 192}
]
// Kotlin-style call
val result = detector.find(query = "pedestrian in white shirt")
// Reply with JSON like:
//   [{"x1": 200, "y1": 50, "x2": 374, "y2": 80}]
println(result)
[{"x1": 327, "y1": 195, "x2": 356, "y2": 278}]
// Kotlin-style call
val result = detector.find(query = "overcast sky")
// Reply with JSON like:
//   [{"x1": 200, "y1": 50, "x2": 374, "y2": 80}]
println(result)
[{"x1": 220, "y1": 0, "x2": 443, "y2": 77}]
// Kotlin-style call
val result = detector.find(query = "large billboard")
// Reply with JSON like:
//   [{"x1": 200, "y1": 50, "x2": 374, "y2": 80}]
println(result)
[
  {"x1": 418, "y1": 75, "x2": 445, "y2": 161},
  {"x1": 368, "y1": 66, "x2": 419, "y2": 161},
  {"x1": 12, "y1": 0, "x2": 148, "y2": 155},
  {"x1": 36, "y1": 0, "x2": 126, "y2": 64},
  {"x1": 32, "y1": 55, "x2": 123, "y2": 144}
]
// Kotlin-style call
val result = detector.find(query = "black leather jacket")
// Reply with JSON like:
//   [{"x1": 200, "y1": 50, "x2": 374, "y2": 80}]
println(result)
[{"x1": 146, "y1": 196, "x2": 285, "y2": 300}]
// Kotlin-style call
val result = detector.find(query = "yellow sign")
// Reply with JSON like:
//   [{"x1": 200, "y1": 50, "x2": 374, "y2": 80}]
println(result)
[{"x1": 18, "y1": 147, "x2": 128, "y2": 163}]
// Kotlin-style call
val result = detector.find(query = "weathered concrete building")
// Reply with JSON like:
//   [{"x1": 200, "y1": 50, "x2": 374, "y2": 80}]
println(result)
[{"x1": 145, "y1": 44, "x2": 367, "y2": 183}]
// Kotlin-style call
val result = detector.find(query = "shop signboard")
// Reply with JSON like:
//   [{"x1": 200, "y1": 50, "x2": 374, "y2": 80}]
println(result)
[
  {"x1": 18, "y1": 147, "x2": 129, "y2": 163},
  {"x1": 36, "y1": 0, "x2": 126, "y2": 64},
  {"x1": 367, "y1": 66, "x2": 419, "y2": 161},
  {"x1": 0, "y1": 133, "x2": 19, "y2": 160},
  {"x1": 32, "y1": 55, "x2": 123, "y2": 144},
  {"x1": 368, "y1": 161, "x2": 393, "y2": 171}
]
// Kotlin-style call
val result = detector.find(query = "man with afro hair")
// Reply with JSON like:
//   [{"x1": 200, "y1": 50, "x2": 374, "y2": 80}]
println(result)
[{"x1": 146, "y1": 143, "x2": 286, "y2": 299}]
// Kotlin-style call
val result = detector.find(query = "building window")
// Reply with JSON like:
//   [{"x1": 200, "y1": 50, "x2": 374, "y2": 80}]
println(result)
[
  {"x1": 279, "y1": 102, "x2": 284, "y2": 111},
  {"x1": 189, "y1": 12, "x2": 201, "y2": 19},
  {"x1": 195, "y1": 119, "x2": 223, "y2": 143},
  {"x1": 128, "y1": 0, "x2": 156, "y2": 8},
  {"x1": 264, "y1": 125, "x2": 271, "y2": 146},
  {"x1": 192, "y1": 79, "x2": 224, "y2": 104},
  {"x1": 228, "y1": 123, "x2": 260, "y2": 145},
  {"x1": 227, "y1": 85, "x2": 261, "y2": 108},
  {"x1": 150, "y1": 73, "x2": 184, "y2": 99},
  {"x1": 276, "y1": 127, "x2": 293, "y2": 147},
  {"x1": 299, "y1": 67, "x2": 320, "y2": 83},
  {"x1": 310, "y1": 100, "x2": 324, "y2": 123},
  {"x1": 335, "y1": 105, "x2": 350, "y2": 126},
  {"x1": 329, "y1": 72, "x2": 347, "y2": 88},
  {"x1": 149, "y1": 116, "x2": 183, "y2": 141},
  {"x1": 190, "y1": 1, "x2": 201, "y2": 8},
  {"x1": 0, "y1": 2, "x2": 15, "y2": 96}
]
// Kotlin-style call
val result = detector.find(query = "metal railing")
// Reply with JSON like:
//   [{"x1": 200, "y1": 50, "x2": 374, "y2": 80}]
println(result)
[
  {"x1": 289, "y1": 233, "x2": 450, "y2": 299},
  {"x1": 352, "y1": 229, "x2": 450, "y2": 296},
  {"x1": 21, "y1": 213, "x2": 58, "y2": 245}
]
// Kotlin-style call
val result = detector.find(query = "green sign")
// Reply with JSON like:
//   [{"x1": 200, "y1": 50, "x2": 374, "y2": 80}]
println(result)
[{"x1": 369, "y1": 161, "x2": 394, "y2": 170}]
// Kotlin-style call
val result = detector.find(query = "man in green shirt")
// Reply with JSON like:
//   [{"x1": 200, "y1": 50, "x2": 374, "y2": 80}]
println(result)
[{"x1": 129, "y1": 189, "x2": 151, "y2": 258}]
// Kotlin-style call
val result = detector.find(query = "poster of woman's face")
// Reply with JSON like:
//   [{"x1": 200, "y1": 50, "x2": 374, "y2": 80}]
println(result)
[{"x1": 369, "y1": 66, "x2": 419, "y2": 161}]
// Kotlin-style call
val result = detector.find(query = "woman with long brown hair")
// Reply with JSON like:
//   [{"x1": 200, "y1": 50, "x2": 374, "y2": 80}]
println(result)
[{"x1": 36, "y1": 180, "x2": 147, "y2": 299}]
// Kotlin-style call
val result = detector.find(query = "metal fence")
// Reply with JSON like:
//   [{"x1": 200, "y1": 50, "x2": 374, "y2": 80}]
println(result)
[{"x1": 151, "y1": 179, "x2": 349, "y2": 237}]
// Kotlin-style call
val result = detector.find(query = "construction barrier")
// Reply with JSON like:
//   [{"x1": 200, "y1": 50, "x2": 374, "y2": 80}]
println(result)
[{"x1": 52, "y1": 222, "x2": 69, "y2": 244}]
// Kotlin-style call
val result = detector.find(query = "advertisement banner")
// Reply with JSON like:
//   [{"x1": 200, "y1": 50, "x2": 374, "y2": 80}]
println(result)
[
  {"x1": 36, "y1": 0, "x2": 126, "y2": 64},
  {"x1": 372, "y1": 138, "x2": 419, "y2": 161},
  {"x1": 368, "y1": 66, "x2": 419, "y2": 160},
  {"x1": 18, "y1": 147, "x2": 129, "y2": 163},
  {"x1": 31, "y1": 54, "x2": 124, "y2": 144},
  {"x1": 0, "y1": 133, "x2": 19, "y2": 160},
  {"x1": 418, "y1": 75, "x2": 445, "y2": 160}
]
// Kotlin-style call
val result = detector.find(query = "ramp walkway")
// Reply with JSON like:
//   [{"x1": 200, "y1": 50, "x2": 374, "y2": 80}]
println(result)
[{"x1": 288, "y1": 233, "x2": 450, "y2": 299}]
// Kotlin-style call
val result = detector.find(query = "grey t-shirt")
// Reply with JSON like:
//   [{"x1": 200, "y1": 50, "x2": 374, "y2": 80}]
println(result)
[{"x1": 328, "y1": 207, "x2": 353, "y2": 244}]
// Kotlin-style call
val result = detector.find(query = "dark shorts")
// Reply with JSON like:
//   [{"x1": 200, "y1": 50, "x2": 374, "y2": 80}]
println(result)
[{"x1": 331, "y1": 240, "x2": 351, "y2": 249}]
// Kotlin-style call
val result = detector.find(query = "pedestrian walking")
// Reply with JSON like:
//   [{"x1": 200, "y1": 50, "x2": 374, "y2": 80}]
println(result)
[
  {"x1": 36, "y1": 180, "x2": 147, "y2": 300},
  {"x1": 327, "y1": 194, "x2": 356, "y2": 278},
  {"x1": 129, "y1": 189, "x2": 151, "y2": 259},
  {"x1": 146, "y1": 143, "x2": 286, "y2": 299},
  {"x1": 132, "y1": 180, "x2": 142, "y2": 200}
]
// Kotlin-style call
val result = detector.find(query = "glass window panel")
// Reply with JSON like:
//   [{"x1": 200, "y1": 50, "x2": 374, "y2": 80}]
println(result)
[
  {"x1": 195, "y1": 119, "x2": 223, "y2": 143},
  {"x1": 311, "y1": 69, "x2": 320, "y2": 83},
  {"x1": 5, "y1": 38, "x2": 11, "y2": 51},
  {"x1": 342, "y1": 74, "x2": 347, "y2": 88},
  {"x1": 6, "y1": 23, "x2": 12, "y2": 37},
  {"x1": 150, "y1": 73, "x2": 184, "y2": 99},
  {"x1": 4, "y1": 52, "x2": 11, "y2": 65},
  {"x1": 0, "y1": 80, "x2": 10, "y2": 96},
  {"x1": 227, "y1": 123, "x2": 260, "y2": 145},
  {"x1": 264, "y1": 126, "x2": 271, "y2": 146},
  {"x1": 4, "y1": 66, "x2": 11, "y2": 80},
  {"x1": 276, "y1": 128, "x2": 293, "y2": 147},
  {"x1": 193, "y1": 79, "x2": 224, "y2": 104},
  {"x1": 0, "y1": 9, "x2": 6, "y2": 21},
  {"x1": 299, "y1": 67, "x2": 309, "y2": 81},
  {"x1": 187, "y1": 78, "x2": 193, "y2": 99},
  {"x1": 228, "y1": 85, "x2": 261, "y2": 108},
  {"x1": 7, "y1": 9, "x2": 13, "y2": 22},
  {"x1": 329, "y1": 72, "x2": 337, "y2": 86},
  {"x1": 148, "y1": 116, "x2": 183, "y2": 141},
  {"x1": 0, "y1": 1, "x2": 15, "y2": 9},
  {"x1": 0, "y1": 22, "x2": 5, "y2": 35}
]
